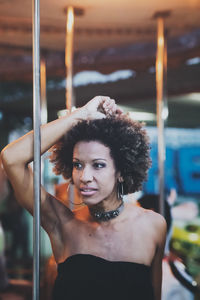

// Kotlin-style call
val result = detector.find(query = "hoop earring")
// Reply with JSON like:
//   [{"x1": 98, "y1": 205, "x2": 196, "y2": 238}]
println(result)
[
  {"x1": 69, "y1": 198, "x2": 84, "y2": 206},
  {"x1": 66, "y1": 182, "x2": 70, "y2": 194},
  {"x1": 67, "y1": 182, "x2": 84, "y2": 206},
  {"x1": 117, "y1": 181, "x2": 124, "y2": 200},
  {"x1": 66, "y1": 177, "x2": 74, "y2": 193}
]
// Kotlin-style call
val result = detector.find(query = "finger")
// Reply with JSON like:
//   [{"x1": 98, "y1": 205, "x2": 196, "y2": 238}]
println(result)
[
  {"x1": 116, "y1": 107, "x2": 123, "y2": 114},
  {"x1": 107, "y1": 99, "x2": 116, "y2": 108},
  {"x1": 96, "y1": 96, "x2": 111, "y2": 106},
  {"x1": 109, "y1": 100, "x2": 117, "y2": 111},
  {"x1": 102, "y1": 101, "x2": 111, "y2": 110},
  {"x1": 95, "y1": 97, "x2": 113, "y2": 114},
  {"x1": 106, "y1": 105, "x2": 117, "y2": 116},
  {"x1": 106, "y1": 100, "x2": 118, "y2": 115},
  {"x1": 87, "y1": 96, "x2": 110, "y2": 109},
  {"x1": 93, "y1": 111, "x2": 106, "y2": 119},
  {"x1": 103, "y1": 99, "x2": 116, "y2": 113},
  {"x1": 103, "y1": 98, "x2": 115, "y2": 106}
]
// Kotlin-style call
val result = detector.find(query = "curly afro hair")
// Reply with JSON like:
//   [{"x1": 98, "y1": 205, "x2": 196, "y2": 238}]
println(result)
[{"x1": 50, "y1": 116, "x2": 151, "y2": 194}]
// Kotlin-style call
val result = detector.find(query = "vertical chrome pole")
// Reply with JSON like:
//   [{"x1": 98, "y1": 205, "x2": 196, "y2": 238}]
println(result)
[
  {"x1": 32, "y1": 0, "x2": 41, "y2": 299},
  {"x1": 65, "y1": 6, "x2": 75, "y2": 111},
  {"x1": 155, "y1": 17, "x2": 168, "y2": 216},
  {"x1": 65, "y1": 6, "x2": 75, "y2": 209}
]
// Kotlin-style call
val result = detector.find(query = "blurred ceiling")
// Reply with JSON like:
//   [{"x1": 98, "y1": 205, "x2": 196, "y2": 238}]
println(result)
[
  {"x1": 0, "y1": 0, "x2": 200, "y2": 128},
  {"x1": 0, "y1": 0, "x2": 200, "y2": 51}
]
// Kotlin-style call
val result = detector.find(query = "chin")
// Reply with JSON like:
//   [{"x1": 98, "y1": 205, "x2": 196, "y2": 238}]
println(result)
[{"x1": 81, "y1": 196, "x2": 103, "y2": 207}]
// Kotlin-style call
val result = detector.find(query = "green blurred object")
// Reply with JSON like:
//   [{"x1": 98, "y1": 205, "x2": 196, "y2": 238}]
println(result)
[
  {"x1": 172, "y1": 223, "x2": 200, "y2": 246},
  {"x1": 171, "y1": 219, "x2": 200, "y2": 282}
]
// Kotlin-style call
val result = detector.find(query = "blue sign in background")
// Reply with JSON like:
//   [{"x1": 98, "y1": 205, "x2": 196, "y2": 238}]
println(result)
[{"x1": 144, "y1": 128, "x2": 200, "y2": 195}]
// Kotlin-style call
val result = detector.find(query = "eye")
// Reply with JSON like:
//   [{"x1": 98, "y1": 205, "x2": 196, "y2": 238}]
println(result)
[
  {"x1": 93, "y1": 162, "x2": 106, "y2": 169},
  {"x1": 72, "y1": 161, "x2": 83, "y2": 170}
]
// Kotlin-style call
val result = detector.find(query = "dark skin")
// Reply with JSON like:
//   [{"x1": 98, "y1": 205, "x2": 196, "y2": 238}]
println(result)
[{"x1": 1, "y1": 96, "x2": 166, "y2": 300}]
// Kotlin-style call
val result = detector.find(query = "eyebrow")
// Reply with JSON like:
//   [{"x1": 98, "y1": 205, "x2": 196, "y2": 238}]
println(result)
[{"x1": 73, "y1": 158, "x2": 107, "y2": 162}]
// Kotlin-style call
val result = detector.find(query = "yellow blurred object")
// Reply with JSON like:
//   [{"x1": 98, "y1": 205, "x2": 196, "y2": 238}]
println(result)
[{"x1": 172, "y1": 224, "x2": 200, "y2": 246}]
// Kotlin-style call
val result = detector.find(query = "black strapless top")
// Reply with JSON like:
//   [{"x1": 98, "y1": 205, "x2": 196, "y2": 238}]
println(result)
[{"x1": 52, "y1": 254, "x2": 154, "y2": 300}]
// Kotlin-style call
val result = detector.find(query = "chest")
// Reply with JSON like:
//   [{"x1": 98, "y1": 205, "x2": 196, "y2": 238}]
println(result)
[{"x1": 68, "y1": 220, "x2": 156, "y2": 264}]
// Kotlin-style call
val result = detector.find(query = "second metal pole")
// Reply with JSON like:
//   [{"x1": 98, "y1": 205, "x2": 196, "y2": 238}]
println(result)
[{"x1": 156, "y1": 17, "x2": 168, "y2": 216}]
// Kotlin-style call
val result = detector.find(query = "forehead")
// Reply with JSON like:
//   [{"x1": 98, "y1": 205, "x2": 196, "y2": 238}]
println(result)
[{"x1": 73, "y1": 141, "x2": 111, "y2": 160}]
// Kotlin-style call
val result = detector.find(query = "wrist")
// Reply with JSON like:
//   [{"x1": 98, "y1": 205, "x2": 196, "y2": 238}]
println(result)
[
  {"x1": 71, "y1": 106, "x2": 89, "y2": 122},
  {"x1": 65, "y1": 107, "x2": 88, "y2": 127}
]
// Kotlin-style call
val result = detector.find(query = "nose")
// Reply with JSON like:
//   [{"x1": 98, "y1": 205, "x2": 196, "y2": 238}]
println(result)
[{"x1": 80, "y1": 166, "x2": 93, "y2": 183}]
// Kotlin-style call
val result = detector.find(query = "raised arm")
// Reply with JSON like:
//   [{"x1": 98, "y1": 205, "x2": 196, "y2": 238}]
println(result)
[
  {"x1": 1, "y1": 112, "x2": 76, "y2": 219},
  {"x1": 0, "y1": 96, "x2": 120, "y2": 233}
]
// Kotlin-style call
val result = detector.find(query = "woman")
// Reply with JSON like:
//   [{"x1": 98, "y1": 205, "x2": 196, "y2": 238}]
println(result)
[{"x1": 1, "y1": 96, "x2": 166, "y2": 300}]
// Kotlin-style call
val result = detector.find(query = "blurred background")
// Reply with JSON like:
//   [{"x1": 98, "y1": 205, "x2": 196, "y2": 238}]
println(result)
[{"x1": 0, "y1": 0, "x2": 200, "y2": 299}]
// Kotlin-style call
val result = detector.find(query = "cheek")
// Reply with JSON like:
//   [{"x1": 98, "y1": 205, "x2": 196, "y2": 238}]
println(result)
[
  {"x1": 101, "y1": 180, "x2": 117, "y2": 197},
  {"x1": 99, "y1": 171, "x2": 117, "y2": 189}
]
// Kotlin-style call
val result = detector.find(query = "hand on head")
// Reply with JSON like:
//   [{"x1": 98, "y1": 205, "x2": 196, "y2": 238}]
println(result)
[{"x1": 80, "y1": 96, "x2": 123, "y2": 120}]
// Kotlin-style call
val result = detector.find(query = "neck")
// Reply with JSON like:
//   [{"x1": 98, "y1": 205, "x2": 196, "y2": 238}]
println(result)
[{"x1": 89, "y1": 194, "x2": 122, "y2": 212}]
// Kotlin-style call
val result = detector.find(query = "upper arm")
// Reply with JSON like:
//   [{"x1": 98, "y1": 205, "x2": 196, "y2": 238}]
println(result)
[
  {"x1": 1, "y1": 153, "x2": 73, "y2": 237},
  {"x1": 151, "y1": 215, "x2": 167, "y2": 300}
]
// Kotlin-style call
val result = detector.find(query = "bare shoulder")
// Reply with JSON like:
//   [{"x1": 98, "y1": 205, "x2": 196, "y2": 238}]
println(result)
[
  {"x1": 145, "y1": 209, "x2": 167, "y2": 245},
  {"x1": 128, "y1": 204, "x2": 167, "y2": 244},
  {"x1": 143, "y1": 208, "x2": 167, "y2": 229},
  {"x1": 146, "y1": 208, "x2": 166, "y2": 226}
]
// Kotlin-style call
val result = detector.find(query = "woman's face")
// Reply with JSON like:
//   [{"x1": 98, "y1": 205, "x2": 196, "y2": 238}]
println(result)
[{"x1": 72, "y1": 141, "x2": 119, "y2": 206}]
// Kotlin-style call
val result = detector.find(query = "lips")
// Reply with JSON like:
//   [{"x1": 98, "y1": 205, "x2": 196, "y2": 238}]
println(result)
[{"x1": 80, "y1": 187, "x2": 98, "y2": 196}]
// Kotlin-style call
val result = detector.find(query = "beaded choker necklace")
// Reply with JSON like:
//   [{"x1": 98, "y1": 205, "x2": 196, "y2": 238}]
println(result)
[{"x1": 91, "y1": 201, "x2": 124, "y2": 221}]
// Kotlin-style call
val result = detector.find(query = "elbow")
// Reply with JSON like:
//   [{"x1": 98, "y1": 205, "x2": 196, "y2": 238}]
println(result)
[
  {"x1": 1, "y1": 146, "x2": 16, "y2": 169},
  {"x1": 1, "y1": 147, "x2": 9, "y2": 166},
  {"x1": 1, "y1": 147, "x2": 25, "y2": 186}
]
